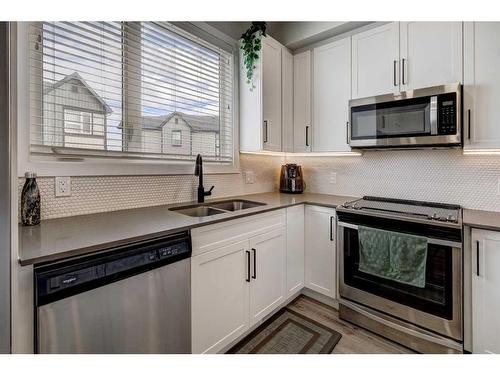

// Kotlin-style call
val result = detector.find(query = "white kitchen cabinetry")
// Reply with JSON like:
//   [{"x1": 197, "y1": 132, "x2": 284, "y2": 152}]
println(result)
[
  {"x1": 400, "y1": 22, "x2": 462, "y2": 91},
  {"x1": 305, "y1": 205, "x2": 336, "y2": 298},
  {"x1": 464, "y1": 22, "x2": 500, "y2": 149},
  {"x1": 286, "y1": 205, "x2": 305, "y2": 297},
  {"x1": 352, "y1": 22, "x2": 463, "y2": 99},
  {"x1": 313, "y1": 37, "x2": 351, "y2": 152},
  {"x1": 293, "y1": 50, "x2": 312, "y2": 152},
  {"x1": 240, "y1": 36, "x2": 293, "y2": 152},
  {"x1": 249, "y1": 228, "x2": 286, "y2": 325},
  {"x1": 191, "y1": 211, "x2": 286, "y2": 353},
  {"x1": 471, "y1": 228, "x2": 500, "y2": 354},
  {"x1": 191, "y1": 240, "x2": 250, "y2": 354},
  {"x1": 352, "y1": 22, "x2": 400, "y2": 99}
]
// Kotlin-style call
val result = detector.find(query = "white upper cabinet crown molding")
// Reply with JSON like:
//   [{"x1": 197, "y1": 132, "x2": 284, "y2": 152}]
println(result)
[
  {"x1": 464, "y1": 22, "x2": 500, "y2": 150},
  {"x1": 400, "y1": 22, "x2": 463, "y2": 91},
  {"x1": 313, "y1": 37, "x2": 352, "y2": 152},
  {"x1": 351, "y1": 22, "x2": 400, "y2": 99}
]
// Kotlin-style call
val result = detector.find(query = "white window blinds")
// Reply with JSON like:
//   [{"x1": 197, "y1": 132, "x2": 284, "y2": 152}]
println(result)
[{"x1": 29, "y1": 22, "x2": 234, "y2": 163}]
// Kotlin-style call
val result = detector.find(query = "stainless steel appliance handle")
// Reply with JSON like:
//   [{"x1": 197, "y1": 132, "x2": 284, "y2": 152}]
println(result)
[
  {"x1": 305, "y1": 125, "x2": 309, "y2": 147},
  {"x1": 263, "y1": 120, "x2": 268, "y2": 143},
  {"x1": 393, "y1": 60, "x2": 398, "y2": 86},
  {"x1": 251, "y1": 248, "x2": 256, "y2": 279},
  {"x1": 346, "y1": 121, "x2": 350, "y2": 145},
  {"x1": 337, "y1": 221, "x2": 462, "y2": 248},
  {"x1": 430, "y1": 96, "x2": 438, "y2": 135}
]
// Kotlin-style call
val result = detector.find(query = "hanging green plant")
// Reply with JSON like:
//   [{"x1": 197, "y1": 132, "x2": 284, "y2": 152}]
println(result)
[{"x1": 240, "y1": 22, "x2": 267, "y2": 90}]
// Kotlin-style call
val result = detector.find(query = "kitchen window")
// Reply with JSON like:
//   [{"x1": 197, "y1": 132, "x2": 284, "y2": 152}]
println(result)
[{"x1": 28, "y1": 22, "x2": 235, "y2": 168}]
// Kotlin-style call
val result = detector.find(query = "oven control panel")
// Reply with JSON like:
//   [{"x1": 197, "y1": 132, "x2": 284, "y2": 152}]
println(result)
[{"x1": 437, "y1": 93, "x2": 457, "y2": 135}]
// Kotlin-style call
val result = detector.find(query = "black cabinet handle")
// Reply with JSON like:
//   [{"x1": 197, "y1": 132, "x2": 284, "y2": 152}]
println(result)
[
  {"x1": 393, "y1": 60, "x2": 398, "y2": 86},
  {"x1": 252, "y1": 248, "x2": 256, "y2": 279},
  {"x1": 263, "y1": 120, "x2": 268, "y2": 143},
  {"x1": 305, "y1": 126, "x2": 309, "y2": 147},
  {"x1": 246, "y1": 250, "x2": 251, "y2": 282},
  {"x1": 467, "y1": 109, "x2": 471, "y2": 140},
  {"x1": 402, "y1": 58, "x2": 406, "y2": 85},
  {"x1": 476, "y1": 240, "x2": 480, "y2": 276},
  {"x1": 330, "y1": 216, "x2": 334, "y2": 241}
]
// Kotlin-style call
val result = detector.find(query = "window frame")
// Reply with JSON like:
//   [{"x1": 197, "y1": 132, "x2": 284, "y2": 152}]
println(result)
[
  {"x1": 17, "y1": 21, "x2": 240, "y2": 177},
  {"x1": 171, "y1": 129, "x2": 182, "y2": 147}
]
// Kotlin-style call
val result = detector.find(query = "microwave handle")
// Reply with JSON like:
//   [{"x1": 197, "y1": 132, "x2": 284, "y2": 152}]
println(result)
[
  {"x1": 430, "y1": 96, "x2": 438, "y2": 135},
  {"x1": 337, "y1": 221, "x2": 462, "y2": 248}
]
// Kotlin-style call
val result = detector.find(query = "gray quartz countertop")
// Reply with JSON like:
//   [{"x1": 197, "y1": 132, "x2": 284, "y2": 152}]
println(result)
[
  {"x1": 19, "y1": 192, "x2": 356, "y2": 266},
  {"x1": 463, "y1": 208, "x2": 500, "y2": 232}
]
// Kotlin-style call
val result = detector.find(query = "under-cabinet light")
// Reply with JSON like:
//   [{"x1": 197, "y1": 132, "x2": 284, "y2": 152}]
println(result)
[
  {"x1": 463, "y1": 149, "x2": 500, "y2": 155},
  {"x1": 240, "y1": 151, "x2": 362, "y2": 157}
]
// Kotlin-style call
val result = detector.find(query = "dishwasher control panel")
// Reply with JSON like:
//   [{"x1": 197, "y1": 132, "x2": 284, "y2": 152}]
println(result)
[{"x1": 35, "y1": 231, "x2": 191, "y2": 306}]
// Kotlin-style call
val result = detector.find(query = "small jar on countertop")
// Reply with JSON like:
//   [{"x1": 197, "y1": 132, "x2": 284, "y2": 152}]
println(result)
[{"x1": 21, "y1": 171, "x2": 41, "y2": 226}]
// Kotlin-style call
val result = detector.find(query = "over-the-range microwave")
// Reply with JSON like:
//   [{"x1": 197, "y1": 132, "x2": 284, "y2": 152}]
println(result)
[{"x1": 348, "y1": 83, "x2": 462, "y2": 149}]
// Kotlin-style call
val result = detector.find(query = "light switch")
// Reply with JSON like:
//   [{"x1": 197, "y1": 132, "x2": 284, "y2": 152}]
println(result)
[{"x1": 329, "y1": 172, "x2": 337, "y2": 184}]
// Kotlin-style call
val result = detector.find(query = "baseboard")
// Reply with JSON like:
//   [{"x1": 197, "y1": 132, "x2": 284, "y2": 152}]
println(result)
[{"x1": 301, "y1": 288, "x2": 339, "y2": 309}]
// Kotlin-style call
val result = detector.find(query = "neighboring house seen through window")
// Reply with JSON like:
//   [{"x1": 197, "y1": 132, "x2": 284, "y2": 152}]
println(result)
[{"x1": 30, "y1": 22, "x2": 234, "y2": 164}]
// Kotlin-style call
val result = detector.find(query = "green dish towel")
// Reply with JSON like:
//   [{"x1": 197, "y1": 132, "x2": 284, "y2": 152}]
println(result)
[{"x1": 358, "y1": 226, "x2": 428, "y2": 288}]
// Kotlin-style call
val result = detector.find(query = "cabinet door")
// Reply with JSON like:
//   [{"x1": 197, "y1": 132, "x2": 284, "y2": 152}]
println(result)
[
  {"x1": 352, "y1": 22, "x2": 400, "y2": 99},
  {"x1": 191, "y1": 240, "x2": 250, "y2": 353},
  {"x1": 464, "y1": 22, "x2": 500, "y2": 149},
  {"x1": 305, "y1": 205, "x2": 336, "y2": 298},
  {"x1": 286, "y1": 205, "x2": 305, "y2": 297},
  {"x1": 262, "y1": 37, "x2": 282, "y2": 151},
  {"x1": 282, "y1": 48, "x2": 294, "y2": 152},
  {"x1": 313, "y1": 37, "x2": 351, "y2": 152},
  {"x1": 249, "y1": 227, "x2": 286, "y2": 326},
  {"x1": 400, "y1": 22, "x2": 462, "y2": 91},
  {"x1": 293, "y1": 50, "x2": 312, "y2": 152},
  {"x1": 471, "y1": 229, "x2": 500, "y2": 354}
]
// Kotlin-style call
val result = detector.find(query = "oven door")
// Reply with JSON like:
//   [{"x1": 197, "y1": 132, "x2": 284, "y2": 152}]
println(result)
[{"x1": 338, "y1": 220, "x2": 462, "y2": 341}]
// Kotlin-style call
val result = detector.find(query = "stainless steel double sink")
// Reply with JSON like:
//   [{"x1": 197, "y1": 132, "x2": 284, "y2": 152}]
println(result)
[{"x1": 169, "y1": 199, "x2": 266, "y2": 217}]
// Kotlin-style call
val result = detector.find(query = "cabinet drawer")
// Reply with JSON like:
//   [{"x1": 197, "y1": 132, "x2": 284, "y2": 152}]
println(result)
[{"x1": 191, "y1": 209, "x2": 286, "y2": 256}]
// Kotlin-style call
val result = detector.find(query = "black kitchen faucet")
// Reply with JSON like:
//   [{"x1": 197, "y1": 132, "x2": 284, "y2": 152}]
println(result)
[{"x1": 194, "y1": 154, "x2": 214, "y2": 203}]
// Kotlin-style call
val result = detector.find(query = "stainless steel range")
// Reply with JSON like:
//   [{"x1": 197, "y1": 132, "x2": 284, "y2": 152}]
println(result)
[{"x1": 336, "y1": 196, "x2": 463, "y2": 353}]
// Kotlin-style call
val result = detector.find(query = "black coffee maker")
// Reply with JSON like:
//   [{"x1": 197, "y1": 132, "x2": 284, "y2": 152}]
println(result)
[{"x1": 279, "y1": 164, "x2": 306, "y2": 194}]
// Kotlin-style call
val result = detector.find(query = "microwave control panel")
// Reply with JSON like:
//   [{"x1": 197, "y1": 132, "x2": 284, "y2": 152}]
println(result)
[{"x1": 437, "y1": 93, "x2": 457, "y2": 135}]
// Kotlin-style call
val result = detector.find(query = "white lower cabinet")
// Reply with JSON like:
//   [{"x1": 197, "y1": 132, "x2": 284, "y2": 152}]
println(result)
[
  {"x1": 471, "y1": 228, "x2": 500, "y2": 354},
  {"x1": 286, "y1": 205, "x2": 305, "y2": 297},
  {"x1": 191, "y1": 240, "x2": 250, "y2": 354},
  {"x1": 191, "y1": 211, "x2": 286, "y2": 353},
  {"x1": 305, "y1": 205, "x2": 336, "y2": 298},
  {"x1": 249, "y1": 228, "x2": 286, "y2": 325}
]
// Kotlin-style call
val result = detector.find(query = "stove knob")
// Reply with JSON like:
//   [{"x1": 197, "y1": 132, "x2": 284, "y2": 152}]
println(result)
[
  {"x1": 429, "y1": 213, "x2": 438, "y2": 220},
  {"x1": 447, "y1": 214, "x2": 456, "y2": 222}
]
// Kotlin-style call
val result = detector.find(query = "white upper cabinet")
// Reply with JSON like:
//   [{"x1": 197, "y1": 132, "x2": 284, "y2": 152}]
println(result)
[
  {"x1": 471, "y1": 229, "x2": 500, "y2": 354},
  {"x1": 313, "y1": 37, "x2": 352, "y2": 152},
  {"x1": 262, "y1": 37, "x2": 282, "y2": 151},
  {"x1": 352, "y1": 22, "x2": 400, "y2": 99},
  {"x1": 400, "y1": 22, "x2": 462, "y2": 91},
  {"x1": 240, "y1": 36, "x2": 295, "y2": 152},
  {"x1": 464, "y1": 22, "x2": 500, "y2": 149},
  {"x1": 282, "y1": 48, "x2": 294, "y2": 152},
  {"x1": 293, "y1": 50, "x2": 312, "y2": 152}
]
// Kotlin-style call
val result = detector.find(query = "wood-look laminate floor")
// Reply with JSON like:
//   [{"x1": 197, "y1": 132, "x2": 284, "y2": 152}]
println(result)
[{"x1": 287, "y1": 295, "x2": 414, "y2": 354}]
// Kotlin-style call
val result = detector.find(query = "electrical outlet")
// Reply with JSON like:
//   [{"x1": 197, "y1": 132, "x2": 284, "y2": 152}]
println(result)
[
  {"x1": 244, "y1": 171, "x2": 255, "y2": 184},
  {"x1": 55, "y1": 176, "x2": 71, "y2": 197},
  {"x1": 329, "y1": 172, "x2": 337, "y2": 184}
]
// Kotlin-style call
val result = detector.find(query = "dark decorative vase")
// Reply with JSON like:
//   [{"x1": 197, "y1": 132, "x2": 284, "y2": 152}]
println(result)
[{"x1": 21, "y1": 171, "x2": 41, "y2": 226}]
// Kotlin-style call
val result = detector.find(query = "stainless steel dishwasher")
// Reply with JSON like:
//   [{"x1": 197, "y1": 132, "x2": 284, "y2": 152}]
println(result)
[{"x1": 34, "y1": 231, "x2": 191, "y2": 354}]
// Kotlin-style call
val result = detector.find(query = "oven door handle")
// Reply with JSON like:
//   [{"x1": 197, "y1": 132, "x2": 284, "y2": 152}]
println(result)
[{"x1": 337, "y1": 221, "x2": 462, "y2": 248}]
